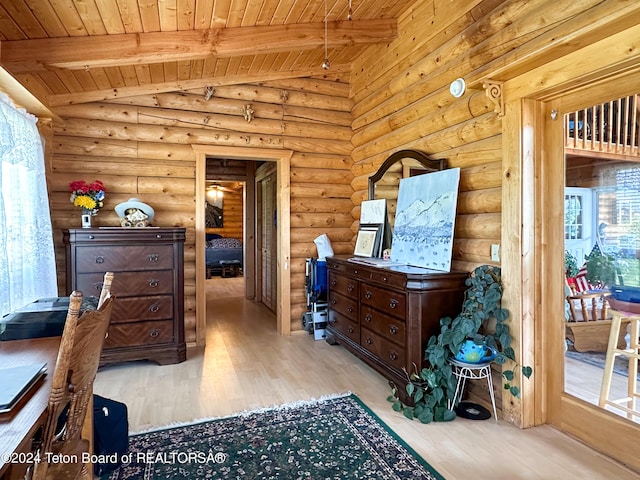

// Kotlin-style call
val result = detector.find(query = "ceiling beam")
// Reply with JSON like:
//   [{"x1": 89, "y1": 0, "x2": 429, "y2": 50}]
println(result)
[
  {"x1": 0, "y1": 66, "x2": 57, "y2": 119},
  {"x1": 1, "y1": 19, "x2": 396, "y2": 73},
  {"x1": 47, "y1": 64, "x2": 352, "y2": 106}
]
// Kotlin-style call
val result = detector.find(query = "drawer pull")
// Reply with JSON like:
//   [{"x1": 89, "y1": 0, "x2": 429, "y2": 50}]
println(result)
[
  {"x1": 149, "y1": 303, "x2": 160, "y2": 313},
  {"x1": 331, "y1": 299, "x2": 337, "y2": 305},
  {"x1": 149, "y1": 279, "x2": 159, "y2": 288},
  {"x1": 328, "y1": 317, "x2": 336, "y2": 324},
  {"x1": 331, "y1": 279, "x2": 337, "y2": 286},
  {"x1": 364, "y1": 291, "x2": 372, "y2": 300},
  {"x1": 347, "y1": 327, "x2": 354, "y2": 334},
  {"x1": 364, "y1": 313, "x2": 372, "y2": 323},
  {"x1": 383, "y1": 276, "x2": 388, "y2": 282},
  {"x1": 347, "y1": 306, "x2": 353, "y2": 313},
  {"x1": 389, "y1": 299, "x2": 399, "y2": 309},
  {"x1": 354, "y1": 269, "x2": 359, "y2": 275},
  {"x1": 95, "y1": 256, "x2": 105, "y2": 264},
  {"x1": 149, "y1": 329, "x2": 160, "y2": 338},
  {"x1": 365, "y1": 337, "x2": 373, "y2": 345},
  {"x1": 389, "y1": 325, "x2": 398, "y2": 335},
  {"x1": 147, "y1": 254, "x2": 160, "y2": 262},
  {"x1": 156, "y1": 234, "x2": 162, "y2": 239},
  {"x1": 88, "y1": 235, "x2": 94, "y2": 239},
  {"x1": 389, "y1": 351, "x2": 398, "y2": 361},
  {"x1": 347, "y1": 284, "x2": 355, "y2": 293},
  {"x1": 94, "y1": 282, "x2": 104, "y2": 292}
]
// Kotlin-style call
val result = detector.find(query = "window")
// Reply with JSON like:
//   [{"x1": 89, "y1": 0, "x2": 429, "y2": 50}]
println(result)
[
  {"x1": 564, "y1": 187, "x2": 593, "y2": 267},
  {"x1": 595, "y1": 166, "x2": 640, "y2": 286},
  {"x1": 0, "y1": 94, "x2": 57, "y2": 316},
  {"x1": 565, "y1": 193, "x2": 584, "y2": 240}
]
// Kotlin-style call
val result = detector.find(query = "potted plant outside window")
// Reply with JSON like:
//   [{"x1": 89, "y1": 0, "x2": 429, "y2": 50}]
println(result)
[{"x1": 585, "y1": 248, "x2": 618, "y2": 289}]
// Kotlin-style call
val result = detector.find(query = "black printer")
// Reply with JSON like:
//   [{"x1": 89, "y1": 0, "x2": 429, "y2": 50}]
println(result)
[{"x1": 0, "y1": 296, "x2": 95, "y2": 341}]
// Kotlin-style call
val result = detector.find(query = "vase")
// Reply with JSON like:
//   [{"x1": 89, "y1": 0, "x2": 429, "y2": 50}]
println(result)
[{"x1": 81, "y1": 209, "x2": 92, "y2": 228}]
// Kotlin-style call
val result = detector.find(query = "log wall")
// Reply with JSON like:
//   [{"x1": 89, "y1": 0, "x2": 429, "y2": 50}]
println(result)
[
  {"x1": 48, "y1": 77, "x2": 354, "y2": 341},
  {"x1": 350, "y1": 0, "x2": 506, "y2": 273},
  {"x1": 350, "y1": 0, "x2": 631, "y2": 270}
]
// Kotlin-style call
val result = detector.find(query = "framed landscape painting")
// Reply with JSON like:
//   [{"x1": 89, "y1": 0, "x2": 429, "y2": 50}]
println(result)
[{"x1": 391, "y1": 168, "x2": 460, "y2": 271}]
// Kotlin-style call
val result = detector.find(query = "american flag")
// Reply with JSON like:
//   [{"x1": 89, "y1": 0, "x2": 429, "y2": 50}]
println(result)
[
  {"x1": 573, "y1": 243, "x2": 603, "y2": 292},
  {"x1": 573, "y1": 264, "x2": 590, "y2": 292}
]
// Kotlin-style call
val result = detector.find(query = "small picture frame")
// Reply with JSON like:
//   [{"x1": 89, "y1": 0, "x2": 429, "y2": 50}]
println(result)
[{"x1": 354, "y1": 224, "x2": 383, "y2": 257}]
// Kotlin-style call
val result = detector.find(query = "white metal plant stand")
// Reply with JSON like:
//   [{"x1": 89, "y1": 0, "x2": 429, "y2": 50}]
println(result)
[{"x1": 449, "y1": 358, "x2": 498, "y2": 421}]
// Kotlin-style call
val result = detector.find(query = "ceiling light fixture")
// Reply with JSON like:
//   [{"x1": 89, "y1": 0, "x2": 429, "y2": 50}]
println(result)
[
  {"x1": 206, "y1": 184, "x2": 224, "y2": 201},
  {"x1": 322, "y1": 0, "x2": 330, "y2": 70}
]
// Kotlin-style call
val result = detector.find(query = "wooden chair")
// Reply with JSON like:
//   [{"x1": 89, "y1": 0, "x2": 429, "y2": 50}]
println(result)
[
  {"x1": 567, "y1": 290, "x2": 610, "y2": 323},
  {"x1": 599, "y1": 308, "x2": 639, "y2": 419},
  {"x1": 28, "y1": 273, "x2": 115, "y2": 480},
  {"x1": 98, "y1": 271, "x2": 114, "y2": 308}
]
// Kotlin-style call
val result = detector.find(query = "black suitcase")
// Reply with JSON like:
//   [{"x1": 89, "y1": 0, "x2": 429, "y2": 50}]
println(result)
[{"x1": 92, "y1": 394, "x2": 129, "y2": 476}]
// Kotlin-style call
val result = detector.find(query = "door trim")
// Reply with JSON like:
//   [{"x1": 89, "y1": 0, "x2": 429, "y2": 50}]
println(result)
[{"x1": 193, "y1": 145, "x2": 293, "y2": 344}]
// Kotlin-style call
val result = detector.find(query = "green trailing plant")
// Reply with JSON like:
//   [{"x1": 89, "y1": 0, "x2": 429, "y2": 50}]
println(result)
[{"x1": 388, "y1": 265, "x2": 533, "y2": 423}]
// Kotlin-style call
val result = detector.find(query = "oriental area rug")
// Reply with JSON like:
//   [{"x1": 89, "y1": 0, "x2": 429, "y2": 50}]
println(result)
[{"x1": 106, "y1": 393, "x2": 443, "y2": 480}]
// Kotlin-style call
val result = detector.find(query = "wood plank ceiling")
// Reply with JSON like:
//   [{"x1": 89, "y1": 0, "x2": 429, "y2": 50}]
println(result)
[{"x1": 0, "y1": 0, "x2": 405, "y2": 108}]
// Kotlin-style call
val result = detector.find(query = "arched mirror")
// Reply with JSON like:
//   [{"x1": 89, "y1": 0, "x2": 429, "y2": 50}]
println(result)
[{"x1": 368, "y1": 150, "x2": 447, "y2": 228}]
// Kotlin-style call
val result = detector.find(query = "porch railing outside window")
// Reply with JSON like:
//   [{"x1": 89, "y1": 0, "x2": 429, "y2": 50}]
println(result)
[
  {"x1": 565, "y1": 94, "x2": 640, "y2": 158},
  {"x1": 0, "y1": 93, "x2": 57, "y2": 316}
]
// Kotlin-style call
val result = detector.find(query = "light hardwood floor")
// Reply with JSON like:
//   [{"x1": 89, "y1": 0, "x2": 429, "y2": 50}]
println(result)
[
  {"x1": 94, "y1": 277, "x2": 640, "y2": 479},
  {"x1": 565, "y1": 355, "x2": 639, "y2": 424}
]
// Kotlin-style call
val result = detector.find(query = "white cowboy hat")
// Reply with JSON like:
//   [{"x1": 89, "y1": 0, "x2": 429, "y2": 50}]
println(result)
[{"x1": 114, "y1": 198, "x2": 155, "y2": 221}]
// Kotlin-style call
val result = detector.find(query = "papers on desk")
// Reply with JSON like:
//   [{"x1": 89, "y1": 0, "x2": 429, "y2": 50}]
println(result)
[
  {"x1": 0, "y1": 362, "x2": 47, "y2": 413},
  {"x1": 347, "y1": 257, "x2": 405, "y2": 267},
  {"x1": 346, "y1": 257, "x2": 452, "y2": 274}
]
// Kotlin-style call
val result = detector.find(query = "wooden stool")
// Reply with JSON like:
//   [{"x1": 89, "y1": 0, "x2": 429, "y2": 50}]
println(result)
[{"x1": 598, "y1": 308, "x2": 639, "y2": 419}]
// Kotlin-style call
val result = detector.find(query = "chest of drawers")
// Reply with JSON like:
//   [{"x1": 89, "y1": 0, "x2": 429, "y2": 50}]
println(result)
[
  {"x1": 63, "y1": 228, "x2": 186, "y2": 366},
  {"x1": 325, "y1": 256, "x2": 467, "y2": 400}
]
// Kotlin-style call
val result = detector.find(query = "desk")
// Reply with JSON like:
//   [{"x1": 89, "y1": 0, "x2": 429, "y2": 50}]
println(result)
[{"x1": 0, "y1": 337, "x2": 60, "y2": 479}]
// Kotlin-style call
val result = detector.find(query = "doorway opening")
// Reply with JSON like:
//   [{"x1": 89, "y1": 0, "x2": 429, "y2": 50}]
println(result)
[
  {"x1": 204, "y1": 157, "x2": 253, "y2": 300},
  {"x1": 193, "y1": 145, "x2": 292, "y2": 346},
  {"x1": 204, "y1": 179, "x2": 247, "y2": 299},
  {"x1": 203, "y1": 158, "x2": 279, "y2": 316}
]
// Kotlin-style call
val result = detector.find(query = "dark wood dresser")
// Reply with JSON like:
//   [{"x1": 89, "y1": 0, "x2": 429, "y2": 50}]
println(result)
[
  {"x1": 325, "y1": 255, "x2": 468, "y2": 399},
  {"x1": 63, "y1": 227, "x2": 186, "y2": 366}
]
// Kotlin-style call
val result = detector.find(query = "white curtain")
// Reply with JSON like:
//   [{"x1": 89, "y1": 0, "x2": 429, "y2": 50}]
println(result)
[{"x1": 0, "y1": 93, "x2": 57, "y2": 316}]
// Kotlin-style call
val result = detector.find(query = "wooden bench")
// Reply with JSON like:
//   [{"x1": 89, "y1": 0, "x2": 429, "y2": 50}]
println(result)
[
  {"x1": 565, "y1": 289, "x2": 628, "y2": 352},
  {"x1": 219, "y1": 260, "x2": 241, "y2": 278}
]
